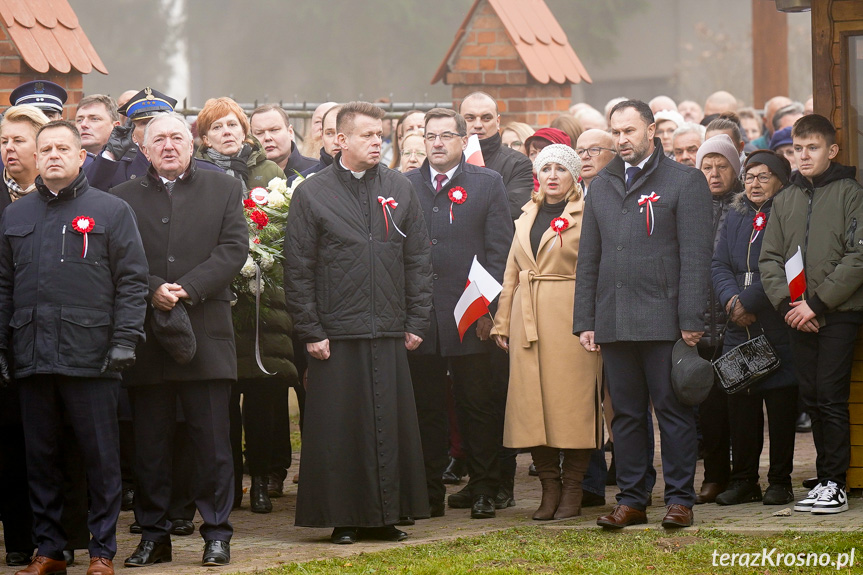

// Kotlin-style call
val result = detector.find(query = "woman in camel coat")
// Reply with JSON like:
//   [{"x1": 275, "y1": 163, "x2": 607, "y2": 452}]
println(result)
[{"x1": 492, "y1": 144, "x2": 602, "y2": 521}]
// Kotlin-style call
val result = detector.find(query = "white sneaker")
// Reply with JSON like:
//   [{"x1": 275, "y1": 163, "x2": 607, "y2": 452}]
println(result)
[
  {"x1": 794, "y1": 483, "x2": 825, "y2": 512},
  {"x1": 811, "y1": 481, "x2": 848, "y2": 514}
]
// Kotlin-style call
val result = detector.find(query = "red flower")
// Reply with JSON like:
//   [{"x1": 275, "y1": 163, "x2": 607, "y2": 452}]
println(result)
[
  {"x1": 253, "y1": 237, "x2": 261, "y2": 244},
  {"x1": 753, "y1": 212, "x2": 766, "y2": 231},
  {"x1": 71, "y1": 215, "x2": 94, "y2": 234},
  {"x1": 249, "y1": 209, "x2": 269, "y2": 230},
  {"x1": 243, "y1": 199, "x2": 256, "y2": 209},
  {"x1": 448, "y1": 187, "x2": 467, "y2": 204}
]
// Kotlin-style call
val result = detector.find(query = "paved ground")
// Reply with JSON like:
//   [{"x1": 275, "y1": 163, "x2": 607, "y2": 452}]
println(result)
[{"x1": 1, "y1": 426, "x2": 860, "y2": 574}]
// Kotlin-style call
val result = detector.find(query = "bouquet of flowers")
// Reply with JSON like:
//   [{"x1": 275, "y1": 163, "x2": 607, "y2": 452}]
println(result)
[{"x1": 232, "y1": 176, "x2": 302, "y2": 298}]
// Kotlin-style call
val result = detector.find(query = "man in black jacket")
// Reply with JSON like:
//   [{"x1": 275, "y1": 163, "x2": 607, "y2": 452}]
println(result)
[
  {"x1": 113, "y1": 113, "x2": 247, "y2": 568},
  {"x1": 0, "y1": 121, "x2": 149, "y2": 575},
  {"x1": 250, "y1": 105, "x2": 317, "y2": 179},
  {"x1": 405, "y1": 108, "x2": 512, "y2": 519},
  {"x1": 284, "y1": 102, "x2": 433, "y2": 545}
]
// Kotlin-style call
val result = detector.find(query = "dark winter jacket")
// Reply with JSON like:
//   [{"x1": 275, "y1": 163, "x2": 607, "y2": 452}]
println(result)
[
  {"x1": 712, "y1": 191, "x2": 795, "y2": 392},
  {"x1": 760, "y1": 162, "x2": 863, "y2": 321},
  {"x1": 284, "y1": 141, "x2": 318, "y2": 178},
  {"x1": 284, "y1": 154, "x2": 433, "y2": 343},
  {"x1": 699, "y1": 182, "x2": 739, "y2": 349},
  {"x1": 0, "y1": 171, "x2": 149, "y2": 380},
  {"x1": 405, "y1": 157, "x2": 513, "y2": 356},
  {"x1": 479, "y1": 132, "x2": 534, "y2": 221}
]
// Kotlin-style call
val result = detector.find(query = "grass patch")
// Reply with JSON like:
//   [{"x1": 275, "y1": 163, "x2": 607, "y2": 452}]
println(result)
[{"x1": 268, "y1": 527, "x2": 863, "y2": 574}]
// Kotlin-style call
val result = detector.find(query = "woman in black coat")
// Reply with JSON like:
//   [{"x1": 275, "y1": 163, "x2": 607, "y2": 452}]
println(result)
[{"x1": 711, "y1": 150, "x2": 797, "y2": 506}]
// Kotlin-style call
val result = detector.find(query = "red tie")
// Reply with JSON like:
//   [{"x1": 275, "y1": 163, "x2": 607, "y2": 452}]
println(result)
[{"x1": 435, "y1": 173, "x2": 448, "y2": 192}]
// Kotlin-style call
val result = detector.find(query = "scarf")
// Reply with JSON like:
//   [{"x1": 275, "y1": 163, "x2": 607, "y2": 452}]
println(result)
[
  {"x1": 205, "y1": 144, "x2": 253, "y2": 192},
  {"x1": 4, "y1": 169, "x2": 36, "y2": 202}
]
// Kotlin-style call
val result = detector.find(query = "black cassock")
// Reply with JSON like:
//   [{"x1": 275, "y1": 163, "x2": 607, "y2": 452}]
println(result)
[{"x1": 295, "y1": 338, "x2": 429, "y2": 527}]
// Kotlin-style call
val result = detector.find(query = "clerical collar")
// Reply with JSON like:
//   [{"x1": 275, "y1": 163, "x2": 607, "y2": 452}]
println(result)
[{"x1": 339, "y1": 158, "x2": 366, "y2": 180}]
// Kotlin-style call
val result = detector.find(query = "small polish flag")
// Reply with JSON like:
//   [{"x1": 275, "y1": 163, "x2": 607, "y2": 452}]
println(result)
[
  {"x1": 454, "y1": 256, "x2": 502, "y2": 341},
  {"x1": 465, "y1": 134, "x2": 485, "y2": 167},
  {"x1": 785, "y1": 245, "x2": 806, "y2": 301}
]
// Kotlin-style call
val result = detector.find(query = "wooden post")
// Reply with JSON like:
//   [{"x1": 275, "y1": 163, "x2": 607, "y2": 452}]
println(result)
[{"x1": 752, "y1": 0, "x2": 790, "y2": 109}]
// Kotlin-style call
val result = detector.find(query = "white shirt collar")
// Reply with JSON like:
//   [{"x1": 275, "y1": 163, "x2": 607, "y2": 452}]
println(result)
[
  {"x1": 429, "y1": 164, "x2": 459, "y2": 190},
  {"x1": 624, "y1": 155, "x2": 650, "y2": 172}
]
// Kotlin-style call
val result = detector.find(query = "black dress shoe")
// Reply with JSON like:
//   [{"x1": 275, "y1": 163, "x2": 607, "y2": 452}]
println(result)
[
  {"x1": 471, "y1": 495, "x2": 496, "y2": 519},
  {"x1": 448, "y1": 484, "x2": 472, "y2": 508},
  {"x1": 429, "y1": 501, "x2": 445, "y2": 517},
  {"x1": 581, "y1": 491, "x2": 606, "y2": 507},
  {"x1": 6, "y1": 551, "x2": 32, "y2": 567},
  {"x1": 331, "y1": 527, "x2": 358, "y2": 544},
  {"x1": 250, "y1": 476, "x2": 273, "y2": 514},
  {"x1": 494, "y1": 485, "x2": 515, "y2": 509},
  {"x1": 62, "y1": 550, "x2": 74, "y2": 566},
  {"x1": 202, "y1": 540, "x2": 230, "y2": 566},
  {"x1": 442, "y1": 457, "x2": 466, "y2": 484},
  {"x1": 396, "y1": 517, "x2": 415, "y2": 526},
  {"x1": 170, "y1": 519, "x2": 195, "y2": 536},
  {"x1": 124, "y1": 540, "x2": 172, "y2": 567},
  {"x1": 121, "y1": 487, "x2": 135, "y2": 511},
  {"x1": 359, "y1": 526, "x2": 408, "y2": 542},
  {"x1": 267, "y1": 472, "x2": 285, "y2": 498},
  {"x1": 129, "y1": 521, "x2": 141, "y2": 534}
]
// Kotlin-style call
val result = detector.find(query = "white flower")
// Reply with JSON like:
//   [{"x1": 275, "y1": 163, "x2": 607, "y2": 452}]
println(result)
[
  {"x1": 247, "y1": 278, "x2": 261, "y2": 296},
  {"x1": 260, "y1": 252, "x2": 274, "y2": 271},
  {"x1": 287, "y1": 175, "x2": 306, "y2": 198},
  {"x1": 267, "y1": 190, "x2": 286, "y2": 208},
  {"x1": 240, "y1": 256, "x2": 256, "y2": 278},
  {"x1": 267, "y1": 177, "x2": 288, "y2": 194}
]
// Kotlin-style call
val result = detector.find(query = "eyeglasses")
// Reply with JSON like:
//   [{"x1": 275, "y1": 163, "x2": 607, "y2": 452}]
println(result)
[
  {"x1": 575, "y1": 147, "x2": 615, "y2": 158},
  {"x1": 505, "y1": 141, "x2": 523, "y2": 149},
  {"x1": 744, "y1": 173, "x2": 773, "y2": 184},
  {"x1": 403, "y1": 150, "x2": 426, "y2": 158},
  {"x1": 424, "y1": 131, "x2": 464, "y2": 142}
]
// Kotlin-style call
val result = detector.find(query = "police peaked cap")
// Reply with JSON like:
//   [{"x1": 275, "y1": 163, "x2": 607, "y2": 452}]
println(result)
[
  {"x1": 119, "y1": 87, "x2": 178, "y2": 121},
  {"x1": 10, "y1": 80, "x2": 67, "y2": 114}
]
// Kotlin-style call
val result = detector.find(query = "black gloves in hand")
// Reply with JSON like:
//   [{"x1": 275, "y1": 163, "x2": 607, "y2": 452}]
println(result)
[
  {"x1": 103, "y1": 125, "x2": 135, "y2": 160},
  {"x1": 101, "y1": 345, "x2": 136, "y2": 373},
  {"x1": 0, "y1": 350, "x2": 10, "y2": 386}
]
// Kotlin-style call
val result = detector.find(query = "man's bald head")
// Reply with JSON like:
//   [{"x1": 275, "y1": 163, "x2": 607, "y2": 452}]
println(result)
[
  {"x1": 649, "y1": 95, "x2": 678, "y2": 114},
  {"x1": 576, "y1": 128, "x2": 616, "y2": 187},
  {"x1": 763, "y1": 96, "x2": 792, "y2": 136},
  {"x1": 703, "y1": 91, "x2": 738, "y2": 116}
]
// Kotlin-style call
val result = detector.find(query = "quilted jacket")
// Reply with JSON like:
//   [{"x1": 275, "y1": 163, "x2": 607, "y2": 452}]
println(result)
[{"x1": 283, "y1": 155, "x2": 433, "y2": 343}]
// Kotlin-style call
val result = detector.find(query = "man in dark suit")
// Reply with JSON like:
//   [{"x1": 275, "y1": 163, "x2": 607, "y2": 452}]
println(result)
[
  {"x1": 573, "y1": 100, "x2": 713, "y2": 530},
  {"x1": 0, "y1": 120, "x2": 149, "y2": 575},
  {"x1": 112, "y1": 113, "x2": 247, "y2": 567},
  {"x1": 405, "y1": 108, "x2": 513, "y2": 519}
]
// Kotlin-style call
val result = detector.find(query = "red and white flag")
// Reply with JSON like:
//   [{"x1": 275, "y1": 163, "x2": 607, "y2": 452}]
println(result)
[
  {"x1": 465, "y1": 134, "x2": 485, "y2": 167},
  {"x1": 454, "y1": 256, "x2": 502, "y2": 341},
  {"x1": 785, "y1": 245, "x2": 806, "y2": 301}
]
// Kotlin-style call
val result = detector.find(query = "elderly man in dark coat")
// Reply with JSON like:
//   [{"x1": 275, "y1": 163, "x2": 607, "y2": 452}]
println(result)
[
  {"x1": 404, "y1": 108, "x2": 512, "y2": 519},
  {"x1": 112, "y1": 113, "x2": 247, "y2": 568},
  {"x1": 284, "y1": 101, "x2": 433, "y2": 545},
  {"x1": 0, "y1": 120, "x2": 149, "y2": 575},
  {"x1": 573, "y1": 100, "x2": 713, "y2": 530}
]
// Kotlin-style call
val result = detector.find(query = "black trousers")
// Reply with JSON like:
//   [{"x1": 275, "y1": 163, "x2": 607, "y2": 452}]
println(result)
[
  {"x1": 789, "y1": 321, "x2": 858, "y2": 486},
  {"x1": 697, "y1": 344, "x2": 731, "y2": 486},
  {"x1": 230, "y1": 378, "x2": 288, "y2": 491},
  {"x1": 0, "y1": 421, "x2": 34, "y2": 554},
  {"x1": 409, "y1": 352, "x2": 500, "y2": 503},
  {"x1": 129, "y1": 380, "x2": 233, "y2": 543},
  {"x1": 601, "y1": 341, "x2": 697, "y2": 509},
  {"x1": 489, "y1": 346, "x2": 517, "y2": 486},
  {"x1": 18, "y1": 375, "x2": 122, "y2": 560},
  {"x1": 728, "y1": 385, "x2": 798, "y2": 485}
]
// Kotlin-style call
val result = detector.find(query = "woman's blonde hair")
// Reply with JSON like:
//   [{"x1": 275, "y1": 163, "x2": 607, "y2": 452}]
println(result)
[{"x1": 1, "y1": 105, "x2": 49, "y2": 136}]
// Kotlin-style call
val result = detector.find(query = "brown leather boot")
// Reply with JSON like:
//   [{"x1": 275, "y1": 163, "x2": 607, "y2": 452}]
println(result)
[
  {"x1": 554, "y1": 449, "x2": 592, "y2": 519},
  {"x1": 530, "y1": 446, "x2": 561, "y2": 520}
]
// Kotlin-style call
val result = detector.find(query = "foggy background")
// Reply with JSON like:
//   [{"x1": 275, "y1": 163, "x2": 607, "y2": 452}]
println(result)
[{"x1": 70, "y1": 0, "x2": 813, "y2": 110}]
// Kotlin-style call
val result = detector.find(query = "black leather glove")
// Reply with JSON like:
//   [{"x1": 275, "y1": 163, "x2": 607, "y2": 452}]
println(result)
[
  {"x1": 0, "y1": 349, "x2": 10, "y2": 386},
  {"x1": 101, "y1": 345, "x2": 136, "y2": 373},
  {"x1": 103, "y1": 125, "x2": 135, "y2": 160}
]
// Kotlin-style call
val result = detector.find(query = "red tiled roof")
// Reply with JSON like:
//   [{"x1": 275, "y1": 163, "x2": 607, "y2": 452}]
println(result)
[
  {"x1": 0, "y1": 0, "x2": 107, "y2": 75},
  {"x1": 432, "y1": 0, "x2": 590, "y2": 85}
]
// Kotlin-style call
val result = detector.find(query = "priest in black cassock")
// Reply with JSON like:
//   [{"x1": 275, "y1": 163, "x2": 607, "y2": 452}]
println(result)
[{"x1": 283, "y1": 102, "x2": 433, "y2": 545}]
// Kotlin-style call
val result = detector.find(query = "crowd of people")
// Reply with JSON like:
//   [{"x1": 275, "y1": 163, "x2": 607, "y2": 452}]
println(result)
[{"x1": 0, "y1": 76, "x2": 861, "y2": 575}]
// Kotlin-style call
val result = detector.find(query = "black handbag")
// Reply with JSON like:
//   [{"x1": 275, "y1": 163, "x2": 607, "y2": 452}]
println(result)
[{"x1": 711, "y1": 295, "x2": 781, "y2": 395}]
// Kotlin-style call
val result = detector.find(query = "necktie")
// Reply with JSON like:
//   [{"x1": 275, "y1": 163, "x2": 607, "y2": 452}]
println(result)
[
  {"x1": 625, "y1": 166, "x2": 641, "y2": 190},
  {"x1": 434, "y1": 173, "x2": 448, "y2": 192},
  {"x1": 165, "y1": 180, "x2": 175, "y2": 195}
]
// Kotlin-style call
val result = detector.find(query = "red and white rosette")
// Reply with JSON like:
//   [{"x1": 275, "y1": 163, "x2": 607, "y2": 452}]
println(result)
[
  {"x1": 71, "y1": 216, "x2": 95, "y2": 258},
  {"x1": 249, "y1": 187, "x2": 269, "y2": 205},
  {"x1": 637, "y1": 192, "x2": 661, "y2": 236},
  {"x1": 548, "y1": 217, "x2": 569, "y2": 252},
  {"x1": 750, "y1": 211, "x2": 766, "y2": 244},
  {"x1": 377, "y1": 196, "x2": 406, "y2": 238},
  {"x1": 448, "y1": 186, "x2": 467, "y2": 224}
]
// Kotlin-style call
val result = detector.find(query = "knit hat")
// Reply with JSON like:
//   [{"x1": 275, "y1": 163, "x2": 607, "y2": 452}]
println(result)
[
  {"x1": 696, "y1": 133, "x2": 742, "y2": 176},
  {"x1": 533, "y1": 143, "x2": 582, "y2": 181},
  {"x1": 524, "y1": 127, "x2": 571, "y2": 151},
  {"x1": 654, "y1": 110, "x2": 685, "y2": 131},
  {"x1": 744, "y1": 150, "x2": 792, "y2": 186},
  {"x1": 769, "y1": 126, "x2": 793, "y2": 151}
]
